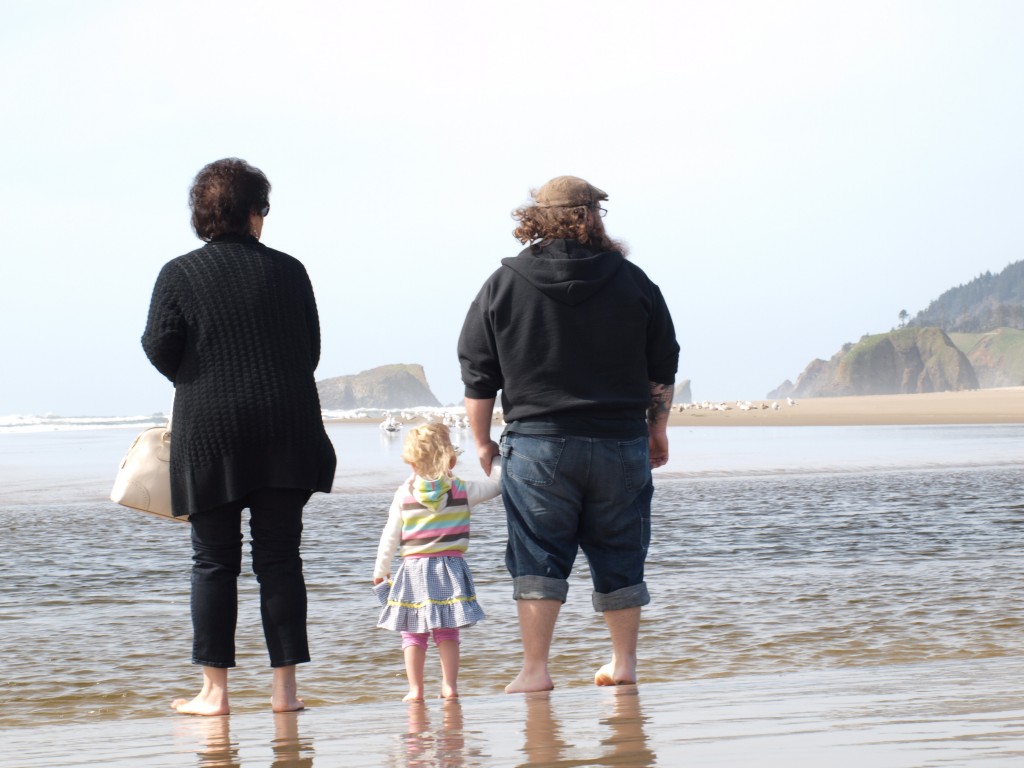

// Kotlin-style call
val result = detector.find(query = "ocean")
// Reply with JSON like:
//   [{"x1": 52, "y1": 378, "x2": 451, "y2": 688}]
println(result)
[{"x1": 2, "y1": 420, "x2": 1023, "y2": 764}]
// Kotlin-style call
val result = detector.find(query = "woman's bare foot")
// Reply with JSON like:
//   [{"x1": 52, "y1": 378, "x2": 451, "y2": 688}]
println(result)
[
  {"x1": 271, "y1": 665, "x2": 305, "y2": 712},
  {"x1": 271, "y1": 694, "x2": 305, "y2": 713},
  {"x1": 170, "y1": 695, "x2": 230, "y2": 716},
  {"x1": 172, "y1": 667, "x2": 230, "y2": 715},
  {"x1": 403, "y1": 689, "x2": 425, "y2": 703},
  {"x1": 594, "y1": 662, "x2": 636, "y2": 686},
  {"x1": 505, "y1": 669, "x2": 554, "y2": 694}
]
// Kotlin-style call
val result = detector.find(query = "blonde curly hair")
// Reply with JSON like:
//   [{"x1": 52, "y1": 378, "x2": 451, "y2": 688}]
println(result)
[{"x1": 401, "y1": 423, "x2": 457, "y2": 480}]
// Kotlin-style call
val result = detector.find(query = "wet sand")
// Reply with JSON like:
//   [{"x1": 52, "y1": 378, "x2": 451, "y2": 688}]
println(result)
[
  {"x1": 6, "y1": 656, "x2": 1024, "y2": 767},
  {"x1": 670, "y1": 387, "x2": 1024, "y2": 427}
]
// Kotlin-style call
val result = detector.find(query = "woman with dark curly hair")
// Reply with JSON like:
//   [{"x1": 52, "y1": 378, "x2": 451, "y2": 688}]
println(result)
[{"x1": 143, "y1": 157, "x2": 337, "y2": 715}]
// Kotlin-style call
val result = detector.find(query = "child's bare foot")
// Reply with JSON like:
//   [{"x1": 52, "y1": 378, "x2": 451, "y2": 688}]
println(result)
[
  {"x1": 403, "y1": 690, "x2": 425, "y2": 703},
  {"x1": 170, "y1": 694, "x2": 230, "y2": 716},
  {"x1": 504, "y1": 669, "x2": 554, "y2": 694},
  {"x1": 271, "y1": 694, "x2": 305, "y2": 713},
  {"x1": 594, "y1": 662, "x2": 636, "y2": 686},
  {"x1": 440, "y1": 682, "x2": 459, "y2": 699}
]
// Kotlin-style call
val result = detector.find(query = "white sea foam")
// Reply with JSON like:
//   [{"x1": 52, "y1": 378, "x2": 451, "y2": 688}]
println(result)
[
  {"x1": 321, "y1": 405, "x2": 468, "y2": 421},
  {"x1": 0, "y1": 413, "x2": 169, "y2": 433},
  {"x1": 0, "y1": 405, "x2": 478, "y2": 434}
]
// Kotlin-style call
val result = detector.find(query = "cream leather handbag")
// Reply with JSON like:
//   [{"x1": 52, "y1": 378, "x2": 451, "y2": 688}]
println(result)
[{"x1": 110, "y1": 417, "x2": 185, "y2": 522}]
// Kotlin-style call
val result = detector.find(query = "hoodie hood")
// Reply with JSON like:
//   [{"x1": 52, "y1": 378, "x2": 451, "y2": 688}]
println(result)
[
  {"x1": 500, "y1": 239, "x2": 625, "y2": 307},
  {"x1": 409, "y1": 475, "x2": 451, "y2": 511}
]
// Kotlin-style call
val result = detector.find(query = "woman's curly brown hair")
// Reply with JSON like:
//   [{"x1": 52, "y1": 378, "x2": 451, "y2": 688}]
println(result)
[
  {"x1": 512, "y1": 203, "x2": 628, "y2": 256},
  {"x1": 189, "y1": 158, "x2": 271, "y2": 242}
]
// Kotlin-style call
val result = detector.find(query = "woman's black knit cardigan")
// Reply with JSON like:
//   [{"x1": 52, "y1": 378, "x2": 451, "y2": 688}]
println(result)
[{"x1": 142, "y1": 236, "x2": 337, "y2": 517}]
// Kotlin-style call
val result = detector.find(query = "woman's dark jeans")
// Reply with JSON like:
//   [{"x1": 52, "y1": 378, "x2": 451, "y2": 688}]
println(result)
[{"x1": 188, "y1": 487, "x2": 312, "y2": 668}]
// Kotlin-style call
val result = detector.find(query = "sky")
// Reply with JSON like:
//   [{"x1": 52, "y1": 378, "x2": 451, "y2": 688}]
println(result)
[{"x1": 2, "y1": 1, "x2": 1023, "y2": 415}]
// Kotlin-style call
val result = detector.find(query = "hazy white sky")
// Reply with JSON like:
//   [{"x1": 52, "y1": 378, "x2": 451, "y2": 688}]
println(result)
[{"x1": 2, "y1": 0, "x2": 1022, "y2": 415}]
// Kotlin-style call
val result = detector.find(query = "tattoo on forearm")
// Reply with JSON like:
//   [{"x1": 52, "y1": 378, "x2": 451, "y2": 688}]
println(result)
[{"x1": 647, "y1": 382, "x2": 673, "y2": 425}]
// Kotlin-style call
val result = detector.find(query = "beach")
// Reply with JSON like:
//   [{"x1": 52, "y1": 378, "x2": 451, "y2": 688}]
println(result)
[
  {"x1": 2, "y1": 401, "x2": 1024, "y2": 766},
  {"x1": 318, "y1": 387, "x2": 1024, "y2": 429},
  {"x1": 669, "y1": 386, "x2": 1024, "y2": 427},
  {"x1": 8, "y1": 658, "x2": 1024, "y2": 767}
]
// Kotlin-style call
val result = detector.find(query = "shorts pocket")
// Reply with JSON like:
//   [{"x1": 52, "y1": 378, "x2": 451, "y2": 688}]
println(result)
[
  {"x1": 503, "y1": 434, "x2": 565, "y2": 487},
  {"x1": 617, "y1": 436, "x2": 651, "y2": 492}
]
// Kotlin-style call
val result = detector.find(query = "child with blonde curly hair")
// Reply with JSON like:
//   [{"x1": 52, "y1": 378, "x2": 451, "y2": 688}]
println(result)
[{"x1": 373, "y1": 422, "x2": 500, "y2": 701}]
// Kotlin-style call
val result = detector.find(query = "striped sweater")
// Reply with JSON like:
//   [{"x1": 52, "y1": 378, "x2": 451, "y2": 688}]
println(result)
[
  {"x1": 399, "y1": 479, "x2": 471, "y2": 557},
  {"x1": 373, "y1": 463, "x2": 501, "y2": 580}
]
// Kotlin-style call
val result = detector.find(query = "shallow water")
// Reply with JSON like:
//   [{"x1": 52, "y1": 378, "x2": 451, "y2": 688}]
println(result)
[{"x1": 1, "y1": 424, "x2": 1023, "y2": 730}]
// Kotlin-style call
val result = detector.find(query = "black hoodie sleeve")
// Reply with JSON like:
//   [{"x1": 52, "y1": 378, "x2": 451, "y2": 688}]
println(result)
[
  {"x1": 645, "y1": 283, "x2": 680, "y2": 386},
  {"x1": 458, "y1": 281, "x2": 504, "y2": 399}
]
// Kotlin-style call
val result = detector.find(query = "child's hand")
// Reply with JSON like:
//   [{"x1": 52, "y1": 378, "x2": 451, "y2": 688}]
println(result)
[{"x1": 373, "y1": 576, "x2": 388, "y2": 585}]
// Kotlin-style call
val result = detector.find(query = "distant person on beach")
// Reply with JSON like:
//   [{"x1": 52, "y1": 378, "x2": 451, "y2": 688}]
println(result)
[
  {"x1": 458, "y1": 176, "x2": 679, "y2": 692},
  {"x1": 142, "y1": 157, "x2": 337, "y2": 716},
  {"x1": 372, "y1": 423, "x2": 501, "y2": 701}
]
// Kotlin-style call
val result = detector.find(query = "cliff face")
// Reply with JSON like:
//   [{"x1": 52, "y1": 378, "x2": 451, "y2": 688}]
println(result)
[
  {"x1": 777, "y1": 328, "x2": 978, "y2": 399},
  {"x1": 317, "y1": 364, "x2": 442, "y2": 409},
  {"x1": 950, "y1": 328, "x2": 1024, "y2": 388}
]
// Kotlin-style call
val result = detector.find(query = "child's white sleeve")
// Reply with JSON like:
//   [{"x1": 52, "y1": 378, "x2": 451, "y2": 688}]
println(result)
[
  {"x1": 373, "y1": 490, "x2": 404, "y2": 580},
  {"x1": 465, "y1": 458, "x2": 502, "y2": 508}
]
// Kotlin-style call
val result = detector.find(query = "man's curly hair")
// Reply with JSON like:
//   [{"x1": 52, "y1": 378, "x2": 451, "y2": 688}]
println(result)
[{"x1": 512, "y1": 202, "x2": 628, "y2": 256}]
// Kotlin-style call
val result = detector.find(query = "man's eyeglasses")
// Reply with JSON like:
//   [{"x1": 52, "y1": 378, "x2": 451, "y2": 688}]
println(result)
[
  {"x1": 258, "y1": 204, "x2": 270, "y2": 217},
  {"x1": 596, "y1": 205, "x2": 607, "y2": 218}
]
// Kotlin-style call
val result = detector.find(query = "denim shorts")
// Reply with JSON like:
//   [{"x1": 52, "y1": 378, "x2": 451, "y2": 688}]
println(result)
[{"x1": 499, "y1": 432, "x2": 653, "y2": 612}]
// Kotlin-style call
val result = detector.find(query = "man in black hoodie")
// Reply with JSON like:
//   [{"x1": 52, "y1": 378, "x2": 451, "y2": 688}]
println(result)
[{"x1": 458, "y1": 176, "x2": 679, "y2": 693}]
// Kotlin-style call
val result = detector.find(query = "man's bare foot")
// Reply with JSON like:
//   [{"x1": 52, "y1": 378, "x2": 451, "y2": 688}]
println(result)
[
  {"x1": 505, "y1": 670, "x2": 554, "y2": 694},
  {"x1": 170, "y1": 694, "x2": 230, "y2": 716},
  {"x1": 594, "y1": 662, "x2": 636, "y2": 686},
  {"x1": 270, "y1": 695, "x2": 305, "y2": 713}
]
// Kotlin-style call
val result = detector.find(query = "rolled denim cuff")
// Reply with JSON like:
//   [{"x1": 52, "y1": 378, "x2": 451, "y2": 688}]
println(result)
[
  {"x1": 592, "y1": 581, "x2": 650, "y2": 612},
  {"x1": 512, "y1": 575, "x2": 569, "y2": 603}
]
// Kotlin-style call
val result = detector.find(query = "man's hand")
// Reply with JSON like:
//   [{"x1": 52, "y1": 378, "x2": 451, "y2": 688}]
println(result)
[
  {"x1": 649, "y1": 430, "x2": 669, "y2": 468},
  {"x1": 465, "y1": 396, "x2": 500, "y2": 474},
  {"x1": 476, "y1": 440, "x2": 500, "y2": 475}
]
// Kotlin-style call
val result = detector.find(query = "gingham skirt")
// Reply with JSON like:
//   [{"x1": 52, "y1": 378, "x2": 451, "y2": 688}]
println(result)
[{"x1": 375, "y1": 555, "x2": 485, "y2": 633}]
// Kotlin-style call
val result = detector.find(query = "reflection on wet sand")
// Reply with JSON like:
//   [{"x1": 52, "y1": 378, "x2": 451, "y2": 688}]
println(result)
[
  {"x1": 392, "y1": 699, "x2": 477, "y2": 767},
  {"x1": 173, "y1": 715, "x2": 239, "y2": 768},
  {"x1": 599, "y1": 687, "x2": 656, "y2": 767},
  {"x1": 520, "y1": 687, "x2": 654, "y2": 767},
  {"x1": 173, "y1": 711, "x2": 313, "y2": 768},
  {"x1": 271, "y1": 712, "x2": 314, "y2": 768},
  {"x1": 521, "y1": 692, "x2": 571, "y2": 765}
]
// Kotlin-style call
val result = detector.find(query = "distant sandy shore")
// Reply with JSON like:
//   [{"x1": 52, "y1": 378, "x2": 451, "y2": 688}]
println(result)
[
  {"x1": 326, "y1": 387, "x2": 1024, "y2": 428},
  {"x1": 670, "y1": 387, "x2": 1024, "y2": 427}
]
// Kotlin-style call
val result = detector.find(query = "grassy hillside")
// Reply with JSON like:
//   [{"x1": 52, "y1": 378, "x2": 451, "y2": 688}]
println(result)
[
  {"x1": 786, "y1": 327, "x2": 978, "y2": 398},
  {"x1": 949, "y1": 328, "x2": 1024, "y2": 388}
]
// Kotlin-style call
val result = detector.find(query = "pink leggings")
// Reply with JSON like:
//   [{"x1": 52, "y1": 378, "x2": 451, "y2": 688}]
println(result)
[{"x1": 401, "y1": 628, "x2": 460, "y2": 650}]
